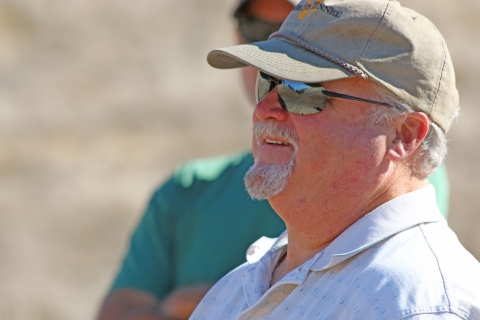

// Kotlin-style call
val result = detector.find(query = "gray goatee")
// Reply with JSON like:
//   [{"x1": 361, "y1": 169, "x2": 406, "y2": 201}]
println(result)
[{"x1": 244, "y1": 122, "x2": 298, "y2": 200}]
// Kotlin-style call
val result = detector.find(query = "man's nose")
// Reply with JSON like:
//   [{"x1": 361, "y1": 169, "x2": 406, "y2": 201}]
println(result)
[{"x1": 253, "y1": 87, "x2": 289, "y2": 123}]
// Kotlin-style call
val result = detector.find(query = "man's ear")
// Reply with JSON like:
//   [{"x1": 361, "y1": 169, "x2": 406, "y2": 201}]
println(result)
[{"x1": 386, "y1": 112, "x2": 429, "y2": 162}]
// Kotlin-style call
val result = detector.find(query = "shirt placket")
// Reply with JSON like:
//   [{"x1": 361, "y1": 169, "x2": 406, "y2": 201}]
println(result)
[{"x1": 238, "y1": 251, "x2": 324, "y2": 320}]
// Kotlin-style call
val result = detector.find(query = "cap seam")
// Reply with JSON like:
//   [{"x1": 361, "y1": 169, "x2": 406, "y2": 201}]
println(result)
[
  {"x1": 355, "y1": 0, "x2": 391, "y2": 69},
  {"x1": 269, "y1": 31, "x2": 367, "y2": 78},
  {"x1": 430, "y1": 40, "x2": 447, "y2": 119}
]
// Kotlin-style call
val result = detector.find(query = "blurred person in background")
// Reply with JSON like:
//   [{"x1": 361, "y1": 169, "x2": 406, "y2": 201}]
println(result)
[{"x1": 97, "y1": 0, "x2": 450, "y2": 319}]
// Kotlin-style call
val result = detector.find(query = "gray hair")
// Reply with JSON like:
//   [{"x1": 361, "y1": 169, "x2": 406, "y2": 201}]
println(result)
[{"x1": 368, "y1": 81, "x2": 452, "y2": 179}]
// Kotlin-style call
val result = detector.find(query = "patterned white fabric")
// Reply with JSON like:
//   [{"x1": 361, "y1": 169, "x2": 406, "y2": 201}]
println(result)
[{"x1": 190, "y1": 186, "x2": 480, "y2": 320}]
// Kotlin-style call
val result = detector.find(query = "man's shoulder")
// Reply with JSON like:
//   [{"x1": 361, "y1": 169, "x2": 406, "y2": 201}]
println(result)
[
  {"x1": 345, "y1": 222, "x2": 480, "y2": 319},
  {"x1": 383, "y1": 221, "x2": 480, "y2": 292},
  {"x1": 416, "y1": 222, "x2": 480, "y2": 316}
]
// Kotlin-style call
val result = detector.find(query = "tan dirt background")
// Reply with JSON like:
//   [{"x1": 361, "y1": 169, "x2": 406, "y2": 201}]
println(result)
[{"x1": 0, "y1": 0, "x2": 479, "y2": 319}]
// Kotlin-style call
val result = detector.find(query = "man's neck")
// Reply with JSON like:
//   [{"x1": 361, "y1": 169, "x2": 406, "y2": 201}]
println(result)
[{"x1": 269, "y1": 175, "x2": 428, "y2": 280}]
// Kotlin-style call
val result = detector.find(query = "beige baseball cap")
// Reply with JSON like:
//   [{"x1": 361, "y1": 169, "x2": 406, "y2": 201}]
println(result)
[{"x1": 209, "y1": 0, "x2": 459, "y2": 132}]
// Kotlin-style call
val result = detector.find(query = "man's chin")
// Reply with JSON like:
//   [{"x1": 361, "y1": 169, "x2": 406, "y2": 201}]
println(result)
[{"x1": 244, "y1": 161, "x2": 293, "y2": 200}]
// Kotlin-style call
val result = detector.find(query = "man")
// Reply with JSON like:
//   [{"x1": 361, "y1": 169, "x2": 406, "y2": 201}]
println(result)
[
  {"x1": 191, "y1": 0, "x2": 480, "y2": 319},
  {"x1": 98, "y1": 1, "x2": 451, "y2": 319}
]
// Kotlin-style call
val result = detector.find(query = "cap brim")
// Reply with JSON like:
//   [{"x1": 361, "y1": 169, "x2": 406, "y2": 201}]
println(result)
[{"x1": 207, "y1": 39, "x2": 354, "y2": 83}]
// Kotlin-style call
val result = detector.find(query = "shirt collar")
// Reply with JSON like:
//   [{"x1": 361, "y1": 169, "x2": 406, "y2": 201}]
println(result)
[
  {"x1": 246, "y1": 185, "x2": 444, "y2": 270},
  {"x1": 246, "y1": 231, "x2": 288, "y2": 264}
]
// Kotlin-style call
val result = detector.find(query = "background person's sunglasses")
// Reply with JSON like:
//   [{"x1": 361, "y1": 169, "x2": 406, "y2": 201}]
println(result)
[
  {"x1": 235, "y1": 16, "x2": 282, "y2": 43},
  {"x1": 255, "y1": 72, "x2": 396, "y2": 115}
]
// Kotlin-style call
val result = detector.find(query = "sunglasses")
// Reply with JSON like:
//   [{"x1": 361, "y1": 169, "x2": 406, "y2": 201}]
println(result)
[
  {"x1": 236, "y1": 16, "x2": 282, "y2": 43},
  {"x1": 256, "y1": 72, "x2": 396, "y2": 115}
]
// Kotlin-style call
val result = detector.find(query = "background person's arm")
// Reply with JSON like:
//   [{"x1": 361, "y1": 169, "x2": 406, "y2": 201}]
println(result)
[
  {"x1": 158, "y1": 284, "x2": 212, "y2": 319},
  {"x1": 98, "y1": 289, "x2": 166, "y2": 320},
  {"x1": 97, "y1": 284, "x2": 212, "y2": 320},
  {"x1": 96, "y1": 182, "x2": 178, "y2": 320}
]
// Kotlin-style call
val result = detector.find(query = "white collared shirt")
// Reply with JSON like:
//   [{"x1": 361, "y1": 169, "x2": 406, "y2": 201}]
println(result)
[{"x1": 190, "y1": 186, "x2": 480, "y2": 320}]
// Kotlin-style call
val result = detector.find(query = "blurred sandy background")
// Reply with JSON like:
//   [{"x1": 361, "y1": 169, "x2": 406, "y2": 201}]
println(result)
[{"x1": 0, "y1": 0, "x2": 479, "y2": 319}]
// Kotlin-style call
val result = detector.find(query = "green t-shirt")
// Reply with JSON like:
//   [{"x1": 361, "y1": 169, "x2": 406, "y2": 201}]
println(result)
[{"x1": 110, "y1": 151, "x2": 449, "y2": 298}]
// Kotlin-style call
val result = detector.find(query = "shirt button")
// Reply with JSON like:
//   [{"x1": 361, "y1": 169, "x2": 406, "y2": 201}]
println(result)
[{"x1": 247, "y1": 246, "x2": 258, "y2": 256}]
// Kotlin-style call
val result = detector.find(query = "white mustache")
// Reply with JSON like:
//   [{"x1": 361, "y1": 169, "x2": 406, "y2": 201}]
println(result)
[{"x1": 253, "y1": 122, "x2": 298, "y2": 152}]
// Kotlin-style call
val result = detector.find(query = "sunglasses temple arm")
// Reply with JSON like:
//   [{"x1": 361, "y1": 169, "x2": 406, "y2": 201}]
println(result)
[{"x1": 322, "y1": 91, "x2": 396, "y2": 109}]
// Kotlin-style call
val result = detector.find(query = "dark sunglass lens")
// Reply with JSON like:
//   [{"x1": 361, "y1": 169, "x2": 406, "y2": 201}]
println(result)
[
  {"x1": 278, "y1": 81, "x2": 326, "y2": 115},
  {"x1": 255, "y1": 72, "x2": 273, "y2": 102},
  {"x1": 237, "y1": 17, "x2": 282, "y2": 42},
  {"x1": 256, "y1": 73, "x2": 327, "y2": 115}
]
